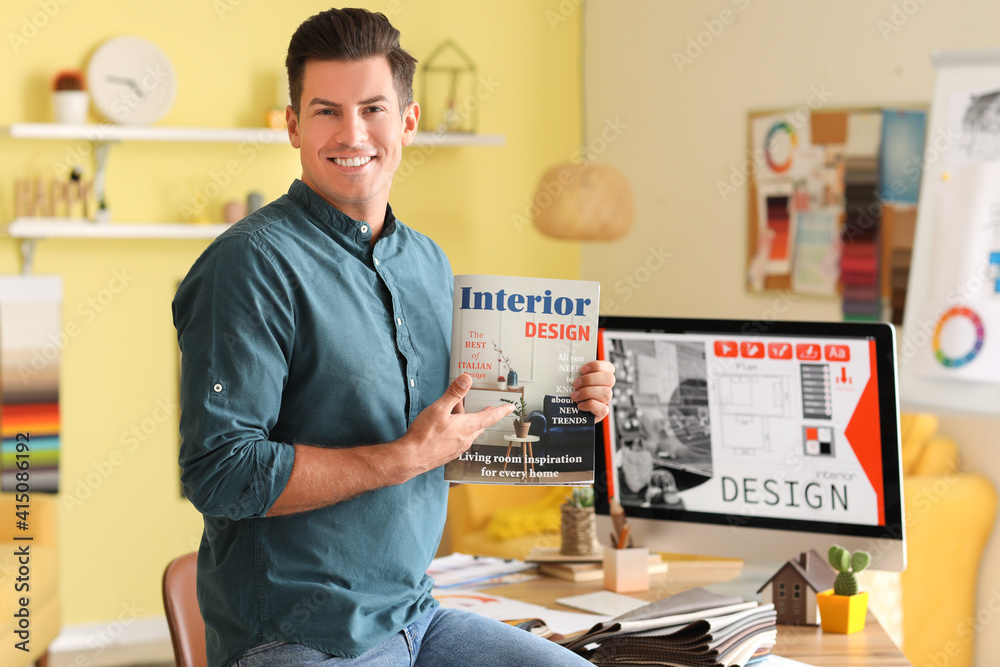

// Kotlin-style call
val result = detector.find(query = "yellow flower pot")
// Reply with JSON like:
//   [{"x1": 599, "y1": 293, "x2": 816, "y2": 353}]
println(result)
[{"x1": 816, "y1": 589, "x2": 868, "y2": 634}]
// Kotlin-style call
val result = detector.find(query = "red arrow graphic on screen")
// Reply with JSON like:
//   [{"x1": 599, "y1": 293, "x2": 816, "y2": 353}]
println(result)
[{"x1": 843, "y1": 340, "x2": 884, "y2": 525}]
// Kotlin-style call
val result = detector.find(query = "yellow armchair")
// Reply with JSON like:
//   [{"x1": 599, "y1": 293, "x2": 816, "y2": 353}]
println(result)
[
  {"x1": 444, "y1": 486, "x2": 571, "y2": 559},
  {"x1": 0, "y1": 492, "x2": 59, "y2": 667},
  {"x1": 897, "y1": 414, "x2": 998, "y2": 667}
]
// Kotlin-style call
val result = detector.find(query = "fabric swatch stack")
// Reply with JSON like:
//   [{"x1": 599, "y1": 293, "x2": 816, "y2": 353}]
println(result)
[
  {"x1": 840, "y1": 154, "x2": 883, "y2": 320},
  {"x1": 560, "y1": 588, "x2": 777, "y2": 667}
]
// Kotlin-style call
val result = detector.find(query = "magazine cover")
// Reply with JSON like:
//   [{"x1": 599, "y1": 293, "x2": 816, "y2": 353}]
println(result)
[{"x1": 444, "y1": 274, "x2": 601, "y2": 485}]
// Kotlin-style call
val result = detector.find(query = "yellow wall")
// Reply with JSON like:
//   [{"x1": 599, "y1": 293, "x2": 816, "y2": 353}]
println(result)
[{"x1": 0, "y1": 0, "x2": 582, "y2": 625}]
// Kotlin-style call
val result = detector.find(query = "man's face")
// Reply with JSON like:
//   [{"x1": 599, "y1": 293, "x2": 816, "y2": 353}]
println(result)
[{"x1": 287, "y1": 57, "x2": 418, "y2": 223}]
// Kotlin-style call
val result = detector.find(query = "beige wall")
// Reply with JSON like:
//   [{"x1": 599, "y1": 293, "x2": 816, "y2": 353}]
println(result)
[{"x1": 581, "y1": 1, "x2": 1000, "y2": 665}]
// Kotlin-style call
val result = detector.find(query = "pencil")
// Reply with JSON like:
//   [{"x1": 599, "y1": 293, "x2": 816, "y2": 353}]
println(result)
[{"x1": 616, "y1": 524, "x2": 631, "y2": 550}]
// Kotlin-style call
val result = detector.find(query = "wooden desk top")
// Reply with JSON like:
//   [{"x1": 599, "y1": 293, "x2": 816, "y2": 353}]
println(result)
[
  {"x1": 492, "y1": 569, "x2": 911, "y2": 666},
  {"x1": 771, "y1": 616, "x2": 912, "y2": 666}
]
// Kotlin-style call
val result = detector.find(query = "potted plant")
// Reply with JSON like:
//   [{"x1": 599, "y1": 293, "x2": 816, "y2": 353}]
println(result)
[
  {"x1": 501, "y1": 395, "x2": 530, "y2": 438},
  {"x1": 52, "y1": 70, "x2": 89, "y2": 124},
  {"x1": 816, "y1": 544, "x2": 870, "y2": 634},
  {"x1": 560, "y1": 486, "x2": 599, "y2": 556}
]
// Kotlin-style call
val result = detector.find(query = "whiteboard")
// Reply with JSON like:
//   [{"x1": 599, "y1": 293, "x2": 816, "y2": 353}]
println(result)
[{"x1": 900, "y1": 50, "x2": 1000, "y2": 417}]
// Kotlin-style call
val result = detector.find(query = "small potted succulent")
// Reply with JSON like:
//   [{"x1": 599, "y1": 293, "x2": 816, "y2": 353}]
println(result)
[
  {"x1": 816, "y1": 544, "x2": 871, "y2": 634},
  {"x1": 500, "y1": 395, "x2": 530, "y2": 438},
  {"x1": 52, "y1": 70, "x2": 89, "y2": 124}
]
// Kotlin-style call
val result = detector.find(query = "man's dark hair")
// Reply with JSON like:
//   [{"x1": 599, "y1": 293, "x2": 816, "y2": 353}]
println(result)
[{"x1": 285, "y1": 7, "x2": 417, "y2": 116}]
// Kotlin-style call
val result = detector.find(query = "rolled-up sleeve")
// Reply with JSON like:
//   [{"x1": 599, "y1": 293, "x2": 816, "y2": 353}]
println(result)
[{"x1": 172, "y1": 232, "x2": 297, "y2": 519}]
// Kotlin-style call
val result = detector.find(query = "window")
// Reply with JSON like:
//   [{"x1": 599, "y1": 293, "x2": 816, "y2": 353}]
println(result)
[
  {"x1": 778, "y1": 582, "x2": 786, "y2": 598},
  {"x1": 794, "y1": 583, "x2": 802, "y2": 599}
]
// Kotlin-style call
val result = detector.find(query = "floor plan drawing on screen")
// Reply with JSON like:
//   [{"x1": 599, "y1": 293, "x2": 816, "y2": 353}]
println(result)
[{"x1": 716, "y1": 373, "x2": 794, "y2": 455}]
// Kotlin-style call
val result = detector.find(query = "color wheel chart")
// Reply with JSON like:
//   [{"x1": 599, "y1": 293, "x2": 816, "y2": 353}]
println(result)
[
  {"x1": 763, "y1": 120, "x2": 797, "y2": 173},
  {"x1": 932, "y1": 306, "x2": 985, "y2": 368}
]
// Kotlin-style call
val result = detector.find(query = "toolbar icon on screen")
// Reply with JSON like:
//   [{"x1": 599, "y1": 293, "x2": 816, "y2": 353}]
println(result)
[
  {"x1": 796, "y1": 343, "x2": 821, "y2": 360},
  {"x1": 714, "y1": 341, "x2": 738, "y2": 357},
  {"x1": 768, "y1": 342, "x2": 793, "y2": 359}
]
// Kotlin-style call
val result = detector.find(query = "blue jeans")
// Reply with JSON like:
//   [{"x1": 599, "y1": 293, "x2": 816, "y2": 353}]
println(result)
[{"x1": 233, "y1": 607, "x2": 592, "y2": 666}]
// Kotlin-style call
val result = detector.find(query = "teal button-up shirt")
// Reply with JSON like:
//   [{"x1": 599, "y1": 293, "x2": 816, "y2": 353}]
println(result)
[{"x1": 172, "y1": 180, "x2": 453, "y2": 666}]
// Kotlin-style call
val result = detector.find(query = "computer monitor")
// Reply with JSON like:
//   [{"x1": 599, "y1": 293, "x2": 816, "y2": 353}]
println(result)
[{"x1": 595, "y1": 316, "x2": 906, "y2": 571}]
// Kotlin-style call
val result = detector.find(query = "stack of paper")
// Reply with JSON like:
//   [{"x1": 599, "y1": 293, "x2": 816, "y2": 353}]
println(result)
[
  {"x1": 559, "y1": 588, "x2": 777, "y2": 667},
  {"x1": 427, "y1": 553, "x2": 537, "y2": 589}
]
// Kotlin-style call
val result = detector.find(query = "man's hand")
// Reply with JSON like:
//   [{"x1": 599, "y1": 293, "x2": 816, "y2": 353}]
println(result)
[
  {"x1": 396, "y1": 373, "x2": 515, "y2": 477},
  {"x1": 266, "y1": 374, "x2": 514, "y2": 516},
  {"x1": 572, "y1": 360, "x2": 616, "y2": 423}
]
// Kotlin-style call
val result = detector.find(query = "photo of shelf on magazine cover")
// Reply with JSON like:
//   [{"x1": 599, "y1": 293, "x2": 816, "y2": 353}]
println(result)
[{"x1": 444, "y1": 275, "x2": 601, "y2": 486}]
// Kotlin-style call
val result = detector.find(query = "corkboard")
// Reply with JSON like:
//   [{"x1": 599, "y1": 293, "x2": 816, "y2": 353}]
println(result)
[{"x1": 745, "y1": 108, "x2": 878, "y2": 293}]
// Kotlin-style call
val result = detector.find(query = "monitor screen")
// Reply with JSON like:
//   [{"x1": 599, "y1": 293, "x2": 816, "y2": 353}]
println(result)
[{"x1": 595, "y1": 316, "x2": 906, "y2": 571}]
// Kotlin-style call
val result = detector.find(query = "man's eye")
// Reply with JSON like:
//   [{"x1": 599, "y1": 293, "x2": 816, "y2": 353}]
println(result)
[{"x1": 365, "y1": 106, "x2": 385, "y2": 114}]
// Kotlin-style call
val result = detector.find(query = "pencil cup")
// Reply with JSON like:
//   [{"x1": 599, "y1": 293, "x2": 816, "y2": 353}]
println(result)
[{"x1": 603, "y1": 546, "x2": 649, "y2": 593}]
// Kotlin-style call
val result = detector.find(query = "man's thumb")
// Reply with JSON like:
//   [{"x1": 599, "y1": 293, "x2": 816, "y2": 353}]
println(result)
[{"x1": 443, "y1": 373, "x2": 473, "y2": 404}]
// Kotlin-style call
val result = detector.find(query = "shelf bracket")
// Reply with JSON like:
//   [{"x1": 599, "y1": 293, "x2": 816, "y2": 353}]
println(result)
[{"x1": 19, "y1": 238, "x2": 37, "y2": 275}]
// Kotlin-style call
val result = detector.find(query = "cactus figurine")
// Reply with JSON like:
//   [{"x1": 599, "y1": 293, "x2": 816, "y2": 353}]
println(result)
[
  {"x1": 828, "y1": 544, "x2": 871, "y2": 596},
  {"x1": 818, "y1": 544, "x2": 872, "y2": 633}
]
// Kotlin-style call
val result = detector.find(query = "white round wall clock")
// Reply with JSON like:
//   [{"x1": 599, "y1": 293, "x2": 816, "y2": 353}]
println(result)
[{"x1": 87, "y1": 36, "x2": 177, "y2": 125}]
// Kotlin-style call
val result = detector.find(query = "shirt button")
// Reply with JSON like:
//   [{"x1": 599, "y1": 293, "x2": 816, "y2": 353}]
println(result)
[
  {"x1": 374, "y1": 258, "x2": 380, "y2": 266},
  {"x1": 360, "y1": 225, "x2": 369, "y2": 234},
  {"x1": 410, "y1": 378, "x2": 415, "y2": 387},
  {"x1": 213, "y1": 383, "x2": 223, "y2": 393},
  {"x1": 396, "y1": 317, "x2": 403, "y2": 326}
]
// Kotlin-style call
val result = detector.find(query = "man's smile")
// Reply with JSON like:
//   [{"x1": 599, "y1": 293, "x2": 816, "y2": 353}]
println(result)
[{"x1": 330, "y1": 156, "x2": 375, "y2": 168}]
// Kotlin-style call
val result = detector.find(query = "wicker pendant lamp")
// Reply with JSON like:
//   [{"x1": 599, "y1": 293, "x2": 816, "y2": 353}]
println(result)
[
  {"x1": 531, "y1": 161, "x2": 634, "y2": 241},
  {"x1": 531, "y1": 1, "x2": 634, "y2": 241}
]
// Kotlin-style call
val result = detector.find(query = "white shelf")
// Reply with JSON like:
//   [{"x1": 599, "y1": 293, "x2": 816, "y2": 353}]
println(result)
[
  {"x1": 3, "y1": 123, "x2": 505, "y2": 147},
  {"x1": 413, "y1": 130, "x2": 505, "y2": 147},
  {"x1": 5, "y1": 123, "x2": 289, "y2": 144},
  {"x1": 8, "y1": 218, "x2": 230, "y2": 240}
]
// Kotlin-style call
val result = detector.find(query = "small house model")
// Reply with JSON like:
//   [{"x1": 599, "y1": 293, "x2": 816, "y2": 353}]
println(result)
[{"x1": 757, "y1": 550, "x2": 836, "y2": 626}]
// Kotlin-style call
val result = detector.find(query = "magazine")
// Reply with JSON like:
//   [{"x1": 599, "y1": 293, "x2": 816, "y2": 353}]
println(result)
[{"x1": 444, "y1": 274, "x2": 601, "y2": 485}]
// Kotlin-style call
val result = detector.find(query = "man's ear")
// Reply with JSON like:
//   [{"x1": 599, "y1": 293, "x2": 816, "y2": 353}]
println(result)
[
  {"x1": 401, "y1": 101, "x2": 420, "y2": 147},
  {"x1": 286, "y1": 105, "x2": 301, "y2": 149}
]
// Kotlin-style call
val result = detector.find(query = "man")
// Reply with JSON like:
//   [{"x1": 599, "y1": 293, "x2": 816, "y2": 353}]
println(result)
[{"x1": 173, "y1": 8, "x2": 614, "y2": 666}]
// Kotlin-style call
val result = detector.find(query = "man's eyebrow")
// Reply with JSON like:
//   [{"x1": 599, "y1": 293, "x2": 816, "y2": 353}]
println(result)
[{"x1": 308, "y1": 95, "x2": 390, "y2": 108}]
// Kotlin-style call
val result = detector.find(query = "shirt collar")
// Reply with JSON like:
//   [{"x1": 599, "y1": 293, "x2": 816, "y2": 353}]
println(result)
[{"x1": 286, "y1": 179, "x2": 399, "y2": 243}]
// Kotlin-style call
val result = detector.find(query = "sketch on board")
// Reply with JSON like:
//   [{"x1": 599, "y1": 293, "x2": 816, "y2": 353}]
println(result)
[{"x1": 952, "y1": 87, "x2": 1000, "y2": 164}]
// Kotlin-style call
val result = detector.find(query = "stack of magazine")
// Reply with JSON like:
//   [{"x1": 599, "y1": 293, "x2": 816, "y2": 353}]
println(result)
[{"x1": 559, "y1": 588, "x2": 777, "y2": 667}]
